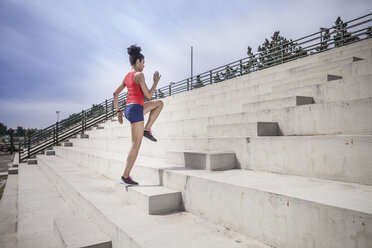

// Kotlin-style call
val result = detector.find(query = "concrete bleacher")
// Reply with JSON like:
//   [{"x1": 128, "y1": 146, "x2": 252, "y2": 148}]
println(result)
[{"x1": 15, "y1": 38, "x2": 372, "y2": 247}]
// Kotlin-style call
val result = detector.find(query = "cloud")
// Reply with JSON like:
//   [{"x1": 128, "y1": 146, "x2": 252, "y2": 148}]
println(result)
[{"x1": 1, "y1": 0, "x2": 371, "y2": 128}]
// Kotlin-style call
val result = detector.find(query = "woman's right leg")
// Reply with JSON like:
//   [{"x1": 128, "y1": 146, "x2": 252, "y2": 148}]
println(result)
[{"x1": 123, "y1": 121, "x2": 144, "y2": 178}]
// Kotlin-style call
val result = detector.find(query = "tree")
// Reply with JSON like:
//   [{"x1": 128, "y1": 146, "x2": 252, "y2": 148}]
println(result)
[
  {"x1": 213, "y1": 72, "x2": 222, "y2": 83},
  {"x1": 244, "y1": 46, "x2": 257, "y2": 73},
  {"x1": 16, "y1": 126, "x2": 26, "y2": 137},
  {"x1": 316, "y1": 28, "x2": 331, "y2": 52},
  {"x1": 221, "y1": 65, "x2": 237, "y2": 80},
  {"x1": 333, "y1": 16, "x2": 359, "y2": 47},
  {"x1": 256, "y1": 31, "x2": 306, "y2": 68},
  {"x1": 0, "y1": 122, "x2": 7, "y2": 136},
  {"x1": 194, "y1": 75, "x2": 203, "y2": 88}
]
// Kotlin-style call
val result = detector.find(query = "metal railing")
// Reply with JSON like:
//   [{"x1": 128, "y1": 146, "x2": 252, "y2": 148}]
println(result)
[
  {"x1": 19, "y1": 12, "x2": 372, "y2": 162},
  {"x1": 155, "y1": 12, "x2": 372, "y2": 98}
]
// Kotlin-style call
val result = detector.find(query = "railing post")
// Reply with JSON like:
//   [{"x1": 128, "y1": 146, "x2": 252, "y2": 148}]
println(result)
[
  {"x1": 53, "y1": 127, "x2": 56, "y2": 146},
  {"x1": 239, "y1": 60, "x2": 243, "y2": 76},
  {"x1": 18, "y1": 144, "x2": 21, "y2": 162},
  {"x1": 169, "y1": 85, "x2": 171, "y2": 96},
  {"x1": 111, "y1": 100, "x2": 115, "y2": 117},
  {"x1": 190, "y1": 78, "x2": 193, "y2": 90},
  {"x1": 105, "y1": 99, "x2": 108, "y2": 120},
  {"x1": 210, "y1": 70, "x2": 212, "y2": 84},
  {"x1": 56, "y1": 122, "x2": 59, "y2": 145},
  {"x1": 10, "y1": 130, "x2": 14, "y2": 154},
  {"x1": 281, "y1": 44, "x2": 284, "y2": 64},
  {"x1": 27, "y1": 133, "x2": 30, "y2": 157},
  {"x1": 81, "y1": 111, "x2": 84, "y2": 134},
  {"x1": 187, "y1": 79, "x2": 189, "y2": 91}
]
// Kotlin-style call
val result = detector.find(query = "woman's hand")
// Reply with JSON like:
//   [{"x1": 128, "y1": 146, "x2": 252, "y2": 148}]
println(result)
[
  {"x1": 153, "y1": 71, "x2": 161, "y2": 84},
  {"x1": 117, "y1": 112, "x2": 123, "y2": 124}
]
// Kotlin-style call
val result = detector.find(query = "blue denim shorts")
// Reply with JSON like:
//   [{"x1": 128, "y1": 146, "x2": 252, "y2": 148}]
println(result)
[{"x1": 124, "y1": 104, "x2": 144, "y2": 123}]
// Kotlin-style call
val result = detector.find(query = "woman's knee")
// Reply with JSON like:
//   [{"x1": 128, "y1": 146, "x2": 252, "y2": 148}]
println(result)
[
  {"x1": 157, "y1": 100, "x2": 164, "y2": 109},
  {"x1": 131, "y1": 141, "x2": 142, "y2": 150}
]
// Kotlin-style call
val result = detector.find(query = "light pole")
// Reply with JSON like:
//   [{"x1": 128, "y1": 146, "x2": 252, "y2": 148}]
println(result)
[{"x1": 56, "y1": 110, "x2": 60, "y2": 122}]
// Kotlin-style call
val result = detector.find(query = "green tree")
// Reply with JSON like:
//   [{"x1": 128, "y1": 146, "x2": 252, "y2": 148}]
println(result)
[
  {"x1": 257, "y1": 31, "x2": 306, "y2": 68},
  {"x1": 213, "y1": 72, "x2": 222, "y2": 83},
  {"x1": 16, "y1": 126, "x2": 26, "y2": 137},
  {"x1": 221, "y1": 65, "x2": 237, "y2": 80},
  {"x1": 194, "y1": 75, "x2": 203, "y2": 88},
  {"x1": 0, "y1": 122, "x2": 7, "y2": 135},
  {"x1": 244, "y1": 46, "x2": 256, "y2": 73},
  {"x1": 316, "y1": 28, "x2": 331, "y2": 52},
  {"x1": 333, "y1": 16, "x2": 359, "y2": 47}
]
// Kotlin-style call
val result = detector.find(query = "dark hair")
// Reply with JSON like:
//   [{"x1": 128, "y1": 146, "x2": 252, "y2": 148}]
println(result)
[{"x1": 127, "y1": 44, "x2": 144, "y2": 65}]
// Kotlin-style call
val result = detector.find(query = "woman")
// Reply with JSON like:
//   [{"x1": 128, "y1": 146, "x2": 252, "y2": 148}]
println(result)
[{"x1": 113, "y1": 45, "x2": 163, "y2": 185}]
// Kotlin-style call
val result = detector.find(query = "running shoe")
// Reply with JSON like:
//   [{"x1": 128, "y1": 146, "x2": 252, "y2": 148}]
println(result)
[
  {"x1": 120, "y1": 176, "x2": 139, "y2": 185},
  {"x1": 143, "y1": 129, "x2": 157, "y2": 142}
]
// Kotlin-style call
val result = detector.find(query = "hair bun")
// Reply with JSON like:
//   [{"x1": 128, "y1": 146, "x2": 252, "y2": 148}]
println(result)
[{"x1": 127, "y1": 45, "x2": 142, "y2": 56}]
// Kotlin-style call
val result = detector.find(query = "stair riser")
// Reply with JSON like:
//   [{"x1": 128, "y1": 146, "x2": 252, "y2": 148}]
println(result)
[
  {"x1": 37, "y1": 157, "x2": 143, "y2": 248},
  {"x1": 163, "y1": 173, "x2": 372, "y2": 248},
  {"x1": 69, "y1": 134, "x2": 372, "y2": 185},
  {"x1": 48, "y1": 148, "x2": 372, "y2": 248}
]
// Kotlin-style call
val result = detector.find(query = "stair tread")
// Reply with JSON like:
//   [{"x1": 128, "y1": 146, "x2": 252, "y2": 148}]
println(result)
[
  {"x1": 55, "y1": 145, "x2": 372, "y2": 215},
  {"x1": 128, "y1": 185, "x2": 180, "y2": 196},
  {"x1": 37, "y1": 154, "x2": 270, "y2": 248}
]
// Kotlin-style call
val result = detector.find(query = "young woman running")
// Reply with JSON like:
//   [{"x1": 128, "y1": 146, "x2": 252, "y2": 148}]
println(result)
[{"x1": 113, "y1": 45, "x2": 163, "y2": 185}]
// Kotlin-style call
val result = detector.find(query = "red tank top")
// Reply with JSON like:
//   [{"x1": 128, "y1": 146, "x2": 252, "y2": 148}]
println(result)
[{"x1": 124, "y1": 71, "x2": 144, "y2": 106}]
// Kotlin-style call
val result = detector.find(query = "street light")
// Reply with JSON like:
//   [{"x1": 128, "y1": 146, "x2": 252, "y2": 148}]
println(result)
[{"x1": 56, "y1": 110, "x2": 60, "y2": 122}]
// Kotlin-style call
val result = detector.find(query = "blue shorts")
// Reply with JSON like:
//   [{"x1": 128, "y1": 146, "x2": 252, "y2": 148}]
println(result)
[{"x1": 124, "y1": 104, "x2": 144, "y2": 123}]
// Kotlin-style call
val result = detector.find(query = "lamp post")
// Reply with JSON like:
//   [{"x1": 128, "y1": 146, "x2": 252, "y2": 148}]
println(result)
[{"x1": 56, "y1": 110, "x2": 60, "y2": 122}]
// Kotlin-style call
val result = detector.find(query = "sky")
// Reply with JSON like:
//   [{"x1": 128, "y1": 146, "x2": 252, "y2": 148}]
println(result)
[{"x1": 0, "y1": 0, "x2": 371, "y2": 129}]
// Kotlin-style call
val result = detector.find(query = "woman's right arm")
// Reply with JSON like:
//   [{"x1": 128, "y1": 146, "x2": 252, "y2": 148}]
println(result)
[
  {"x1": 135, "y1": 71, "x2": 161, "y2": 100},
  {"x1": 113, "y1": 79, "x2": 126, "y2": 124}
]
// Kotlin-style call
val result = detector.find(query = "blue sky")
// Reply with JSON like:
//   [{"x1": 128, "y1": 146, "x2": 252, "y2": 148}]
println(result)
[{"x1": 0, "y1": 0, "x2": 371, "y2": 129}]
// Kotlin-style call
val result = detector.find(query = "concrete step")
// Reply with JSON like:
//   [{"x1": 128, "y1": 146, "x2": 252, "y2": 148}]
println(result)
[
  {"x1": 27, "y1": 159, "x2": 37, "y2": 165},
  {"x1": 166, "y1": 150, "x2": 236, "y2": 170},
  {"x1": 62, "y1": 142, "x2": 73, "y2": 147},
  {"x1": 45, "y1": 150, "x2": 55, "y2": 156},
  {"x1": 37, "y1": 154, "x2": 270, "y2": 248},
  {"x1": 115, "y1": 184, "x2": 182, "y2": 215},
  {"x1": 242, "y1": 96, "x2": 314, "y2": 112},
  {"x1": 67, "y1": 133, "x2": 372, "y2": 185},
  {"x1": 54, "y1": 216, "x2": 111, "y2": 248},
  {"x1": 17, "y1": 163, "x2": 74, "y2": 248},
  {"x1": 207, "y1": 122, "x2": 282, "y2": 137},
  {"x1": 282, "y1": 97, "x2": 372, "y2": 136},
  {"x1": 0, "y1": 174, "x2": 17, "y2": 248},
  {"x1": 12, "y1": 153, "x2": 19, "y2": 167},
  {"x1": 43, "y1": 148, "x2": 372, "y2": 247},
  {"x1": 8, "y1": 167, "x2": 18, "y2": 175},
  {"x1": 171, "y1": 54, "x2": 370, "y2": 103}
]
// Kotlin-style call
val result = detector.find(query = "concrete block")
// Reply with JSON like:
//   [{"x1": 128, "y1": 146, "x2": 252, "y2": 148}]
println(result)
[
  {"x1": 46, "y1": 150, "x2": 55, "y2": 156},
  {"x1": 12, "y1": 153, "x2": 19, "y2": 167},
  {"x1": 242, "y1": 96, "x2": 314, "y2": 112},
  {"x1": 167, "y1": 150, "x2": 236, "y2": 171},
  {"x1": 115, "y1": 184, "x2": 182, "y2": 215},
  {"x1": 54, "y1": 216, "x2": 111, "y2": 248},
  {"x1": 8, "y1": 168, "x2": 18, "y2": 175},
  {"x1": 207, "y1": 122, "x2": 281, "y2": 137},
  {"x1": 80, "y1": 134, "x2": 89, "y2": 139},
  {"x1": 62, "y1": 142, "x2": 73, "y2": 147},
  {"x1": 27, "y1": 159, "x2": 37, "y2": 165}
]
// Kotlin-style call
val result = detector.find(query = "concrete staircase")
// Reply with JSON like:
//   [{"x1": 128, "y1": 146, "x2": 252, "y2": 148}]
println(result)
[{"x1": 16, "y1": 38, "x2": 372, "y2": 247}]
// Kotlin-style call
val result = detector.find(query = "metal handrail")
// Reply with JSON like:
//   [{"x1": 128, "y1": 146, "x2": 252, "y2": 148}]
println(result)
[{"x1": 19, "y1": 12, "x2": 372, "y2": 161}]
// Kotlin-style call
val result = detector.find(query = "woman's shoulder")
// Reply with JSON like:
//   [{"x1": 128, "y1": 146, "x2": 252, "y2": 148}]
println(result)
[{"x1": 133, "y1": 71, "x2": 144, "y2": 81}]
